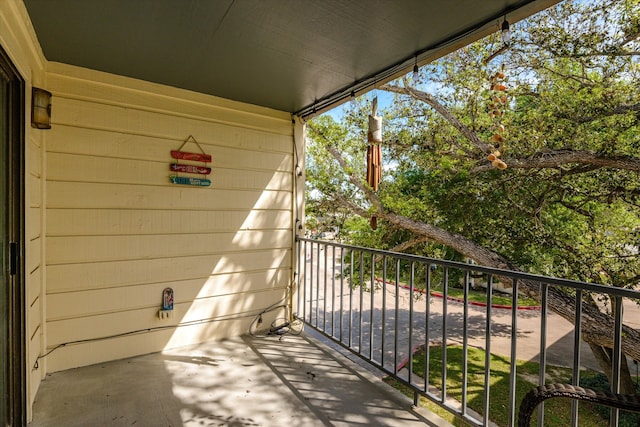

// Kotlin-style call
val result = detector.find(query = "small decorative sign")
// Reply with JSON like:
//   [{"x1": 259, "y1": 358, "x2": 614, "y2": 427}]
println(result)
[
  {"x1": 169, "y1": 175, "x2": 211, "y2": 186},
  {"x1": 169, "y1": 135, "x2": 212, "y2": 187},
  {"x1": 170, "y1": 150, "x2": 212, "y2": 163},
  {"x1": 170, "y1": 163, "x2": 211, "y2": 175}
]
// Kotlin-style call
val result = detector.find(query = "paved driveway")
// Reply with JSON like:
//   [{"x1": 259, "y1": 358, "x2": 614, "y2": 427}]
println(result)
[{"x1": 300, "y1": 246, "x2": 640, "y2": 375}]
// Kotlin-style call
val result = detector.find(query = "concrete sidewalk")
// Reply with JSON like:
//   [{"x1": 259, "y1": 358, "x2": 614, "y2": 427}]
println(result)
[{"x1": 29, "y1": 333, "x2": 451, "y2": 427}]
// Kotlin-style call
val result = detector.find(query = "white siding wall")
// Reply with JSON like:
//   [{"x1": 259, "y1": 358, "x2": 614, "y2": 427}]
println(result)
[
  {"x1": 3, "y1": 2, "x2": 300, "y2": 419},
  {"x1": 0, "y1": 0, "x2": 47, "y2": 416},
  {"x1": 43, "y1": 63, "x2": 295, "y2": 371}
]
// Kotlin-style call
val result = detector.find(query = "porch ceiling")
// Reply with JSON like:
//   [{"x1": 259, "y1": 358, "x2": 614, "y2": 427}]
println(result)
[{"x1": 23, "y1": 0, "x2": 559, "y2": 119}]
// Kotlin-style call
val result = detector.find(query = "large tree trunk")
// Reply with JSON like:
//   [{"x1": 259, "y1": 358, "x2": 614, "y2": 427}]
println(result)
[
  {"x1": 382, "y1": 211, "x2": 640, "y2": 363},
  {"x1": 385, "y1": 210, "x2": 640, "y2": 394},
  {"x1": 588, "y1": 342, "x2": 637, "y2": 395}
]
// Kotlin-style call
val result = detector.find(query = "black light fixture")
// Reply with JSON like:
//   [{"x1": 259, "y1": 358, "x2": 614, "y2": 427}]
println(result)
[
  {"x1": 412, "y1": 56, "x2": 419, "y2": 81},
  {"x1": 501, "y1": 18, "x2": 511, "y2": 46},
  {"x1": 31, "y1": 87, "x2": 52, "y2": 129}
]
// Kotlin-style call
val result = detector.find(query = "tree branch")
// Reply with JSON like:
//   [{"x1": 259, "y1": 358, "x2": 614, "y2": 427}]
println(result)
[
  {"x1": 381, "y1": 82, "x2": 491, "y2": 154},
  {"x1": 556, "y1": 103, "x2": 640, "y2": 124},
  {"x1": 388, "y1": 236, "x2": 430, "y2": 253},
  {"x1": 324, "y1": 144, "x2": 384, "y2": 211},
  {"x1": 471, "y1": 150, "x2": 640, "y2": 174}
]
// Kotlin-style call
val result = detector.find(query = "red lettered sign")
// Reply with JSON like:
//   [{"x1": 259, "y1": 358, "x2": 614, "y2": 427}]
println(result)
[{"x1": 171, "y1": 150, "x2": 212, "y2": 162}]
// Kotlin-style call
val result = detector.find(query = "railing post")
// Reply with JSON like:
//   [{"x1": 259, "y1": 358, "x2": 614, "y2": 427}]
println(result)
[
  {"x1": 483, "y1": 274, "x2": 493, "y2": 427},
  {"x1": 307, "y1": 242, "x2": 318, "y2": 325},
  {"x1": 571, "y1": 289, "x2": 583, "y2": 427},
  {"x1": 381, "y1": 256, "x2": 387, "y2": 369},
  {"x1": 358, "y1": 251, "x2": 364, "y2": 354},
  {"x1": 441, "y1": 267, "x2": 448, "y2": 403},
  {"x1": 323, "y1": 242, "x2": 328, "y2": 332},
  {"x1": 301, "y1": 240, "x2": 307, "y2": 322},
  {"x1": 394, "y1": 259, "x2": 400, "y2": 375},
  {"x1": 508, "y1": 278, "x2": 518, "y2": 427},
  {"x1": 462, "y1": 269, "x2": 470, "y2": 417},
  {"x1": 610, "y1": 296, "x2": 623, "y2": 427},
  {"x1": 408, "y1": 261, "x2": 415, "y2": 386},
  {"x1": 339, "y1": 246, "x2": 344, "y2": 343},
  {"x1": 315, "y1": 241, "x2": 321, "y2": 327},
  {"x1": 349, "y1": 249, "x2": 354, "y2": 348},
  {"x1": 424, "y1": 264, "x2": 431, "y2": 395},
  {"x1": 331, "y1": 245, "x2": 336, "y2": 337},
  {"x1": 370, "y1": 253, "x2": 375, "y2": 360},
  {"x1": 538, "y1": 283, "x2": 549, "y2": 427}
]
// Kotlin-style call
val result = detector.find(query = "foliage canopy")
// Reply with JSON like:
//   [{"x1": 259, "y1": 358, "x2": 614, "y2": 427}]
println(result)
[
  {"x1": 306, "y1": 0, "x2": 640, "y2": 288},
  {"x1": 306, "y1": 1, "x2": 640, "y2": 389}
]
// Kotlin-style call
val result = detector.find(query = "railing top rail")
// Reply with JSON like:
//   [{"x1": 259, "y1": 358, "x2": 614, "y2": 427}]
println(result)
[{"x1": 297, "y1": 236, "x2": 640, "y2": 300}]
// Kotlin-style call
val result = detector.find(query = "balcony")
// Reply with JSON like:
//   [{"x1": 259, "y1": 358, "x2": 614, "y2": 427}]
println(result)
[
  {"x1": 29, "y1": 238, "x2": 640, "y2": 427},
  {"x1": 294, "y1": 238, "x2": 640, "y2": 426},
  {"x1": 29, "y1": 331, "x2": 446, "y2": 427}
]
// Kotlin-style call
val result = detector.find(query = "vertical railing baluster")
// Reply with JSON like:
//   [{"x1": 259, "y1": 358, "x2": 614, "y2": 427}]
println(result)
[
  {"x1": 370, "y1": 253, "x2": 375, "y2": 360},
  {"x1": 442, "y1": 267, "x2": 448, "y2": 402},
  {"x1": 323, "y1": 243, "x2": 328, "y2": 332},
  {"x1": 425, "y1": 264, "x2": 431, "y2": 394},
  {"x1": 571, "y1": 289, "x2": 583, "y2": 427},
  {"x1": 483, "y1": 274, "x2": 493, "y2": 427},
  {"x1": 381, "y1": 256, "x2": 387, "y2": 369},
  {"x1": 317, "y1": 242, "x2": 323, "y2": 327},
  {"x1": 309, "y1": 243, "x2": 318, "y2": 325},
  {"x1": 537, "y1": 282, "x2": 549, "y2": 427},
  {"x1": 462, "y1": 269, "x2": 470, "y2": 417},
  {"x1": 349, "y1": 249, "x2": 354, "y2": 348},
  {"x1": 509, "y1": 278, "x2": 519, "y2": 427},
  {"x1": 302, "y1": 240, "x2": 307, "y2": 322},
  {"x1": 295, "y1": 239, "x2": 300, "y2": 320},
  {"x1": 413, "y1": 260, "x2": 421, "y2": 408},
  {"x1": 610, "y1": 296, "x2": 623, "y2": 427},
  {"x1": 330, "y1": 245, "x2": 336, "y2": 337},
  {"x1": 394, "y1": 259, "x2": 400, "y2": 375},
  {"x1": 339, "y1": 246, "x2": 345, "y2": 343},
  {"x1": 359, "y1": 251, "x2": 364, "y2": 354},
  {"x1": 408, "y1": 261, "x2": 415, "y2": 386}
]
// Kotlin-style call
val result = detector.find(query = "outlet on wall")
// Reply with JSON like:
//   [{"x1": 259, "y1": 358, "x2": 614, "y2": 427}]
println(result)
[{"x1": 158, "y1": 309, "x2": 173, "y2": 319}]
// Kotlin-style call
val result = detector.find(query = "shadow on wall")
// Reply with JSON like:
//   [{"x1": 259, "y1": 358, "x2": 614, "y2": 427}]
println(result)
[
  {"x1": 166, "y1": 154, "x2": 295, "y2": 349},
  {"x1": 44, "y1": 110, "x2": 295, "y2": 372}
]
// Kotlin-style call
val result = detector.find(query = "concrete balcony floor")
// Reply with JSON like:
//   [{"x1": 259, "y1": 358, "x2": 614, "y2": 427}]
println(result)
[{"x1": 29, "y1": 331, "x2": 451, "y2": 427}]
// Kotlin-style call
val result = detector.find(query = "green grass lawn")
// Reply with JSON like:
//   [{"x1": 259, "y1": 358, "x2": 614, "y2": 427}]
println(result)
[
  {"x1": 374, "y1": 273, "x2": 540, "y2": 307},
  {"x1": 441, "y1": 286, "x2": 540, "y2": 307},
  {"x1": 383, "y1": 345, "x2": 611, "y2": 426}
]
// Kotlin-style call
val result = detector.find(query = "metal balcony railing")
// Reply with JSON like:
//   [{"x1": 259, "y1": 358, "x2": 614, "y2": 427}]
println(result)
[{"x1": 294, "y1": 237, "x2": 640, "y2": 427}]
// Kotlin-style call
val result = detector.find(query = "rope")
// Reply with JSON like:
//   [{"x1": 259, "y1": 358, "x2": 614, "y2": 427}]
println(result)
[{"x1": 518, "y1": 383, "x2": 640, "y2": 426}]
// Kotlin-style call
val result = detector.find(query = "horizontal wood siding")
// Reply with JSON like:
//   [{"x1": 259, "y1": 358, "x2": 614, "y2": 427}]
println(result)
[{"x1": 44, "y1": 64, "x2": 294, "y2": 371}]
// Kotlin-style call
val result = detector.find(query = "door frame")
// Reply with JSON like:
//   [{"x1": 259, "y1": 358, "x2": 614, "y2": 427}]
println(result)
[{"x1": 0, "y1": 44, "x2": 26, "y2": 427}]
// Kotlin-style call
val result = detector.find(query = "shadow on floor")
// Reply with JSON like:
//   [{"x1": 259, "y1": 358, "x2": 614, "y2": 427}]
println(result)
[{"x1": 29, "y1": 333, "x2": 451, "y2": 427}]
